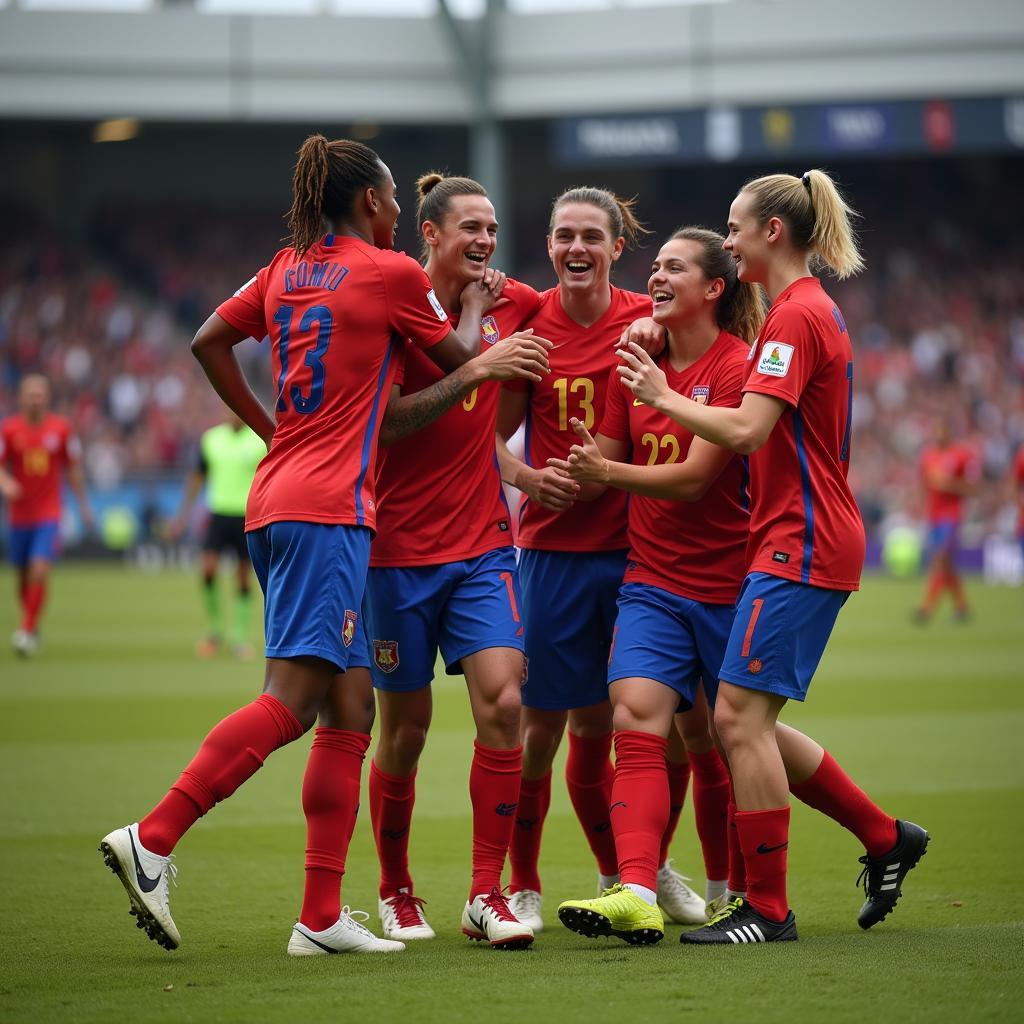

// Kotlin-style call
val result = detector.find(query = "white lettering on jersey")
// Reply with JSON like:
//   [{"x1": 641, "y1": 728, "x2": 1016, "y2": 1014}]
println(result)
[
  {"x1": 427, "y1": 289, "x2": 448, "y2": 322},
  {"x1": 233, "y1": 275, "x2": 257, "y2": 297},
  {"x1": 756, "y1": 341, "x2": 795, "y2": 378}
]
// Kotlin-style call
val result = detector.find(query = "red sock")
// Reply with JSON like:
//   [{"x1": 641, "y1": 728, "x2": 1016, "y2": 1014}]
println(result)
[
  {"x1": 789, "y1": 751, "x2": 897, "y2": 856},
  {"x1": 727, "y1": 798, "x2": 747, "y2": 893},
  {"x1": 299, "y1": 729, "x2": 370, "y2": 932},
  {"x1": 566, "y1": 731, "x2": 618, "y2": 876},
  {"x1": 509, "y1": 772, "x2": 552, "y2": 893},
  {"x1": 689, "y1": 748, "x2": 731, "y2": 882},
  {"x1": 138, "y1": 693, "x2": 304, "y2": 855},
  {"x1": 658, "y1": 759, "x2": 691, "y2": 865},
  {"x1": 21, "y1": 580, "x2": 46, "y2": 632},
  {"x1": 469, "y1": 742, "x2": 522, "y2": 898},
  {"x1": 369, "y1": 761, "x2": 417, "y2": 897},
  {"x1": 922, "y1": 568, "x2": 945, "y2": 612},
  {"x1": 734, "y1": 806, "x2": 790, "y2": 922},
  {"x1": 611, "y1": 730, "x2": 668, "y2": 892}
]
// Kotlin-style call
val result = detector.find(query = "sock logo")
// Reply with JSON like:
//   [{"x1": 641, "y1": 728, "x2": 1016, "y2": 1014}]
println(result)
[
  {"x1": 756, "y1": 841, "x2": 789, "y2": 854},
  {"x1": 495, "y1": 802, "x2": 518, "y2": 817},
  {"x1": 609, "y1": 801, "x2": 628, "y2": 812},
  {"x1": 515, "y1": 816, "x2": 540, "y2": 830},
  {"x1": 381, "y1": 827, "x2": 408, "y2": 841}
]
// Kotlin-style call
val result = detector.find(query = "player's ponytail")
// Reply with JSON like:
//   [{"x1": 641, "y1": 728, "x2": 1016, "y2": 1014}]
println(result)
[
  {"x1": 415, "y1": 171, "x2": 489, "y2": 259},
  {"x1": 671, "y1": 227, "x2": 767, "y2": 344},
  {"x1": 740, "y1": 169, "x2": 864, "y2": 279},
  {"x1": 550, "y1": 187, "x2": 652, "y2": 249},
  {"x1": 287, "y1": 134, "x2": 385, "y2": 256}
]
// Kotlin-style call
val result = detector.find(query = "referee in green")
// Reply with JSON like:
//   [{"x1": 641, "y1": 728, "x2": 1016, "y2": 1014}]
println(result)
[{"x1": 172, "y1": 413, "x2": 267, "y2": 659}]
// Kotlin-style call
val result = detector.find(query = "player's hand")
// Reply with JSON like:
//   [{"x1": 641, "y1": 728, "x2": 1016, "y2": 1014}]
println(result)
[
  {"x1": 476, "y1": 330, "x2": 552, "y2": 383},
  {"x1": 460, "y1": 267, "x2": 507, "y2": 314},
  {"x1": 618, "y1": 341, "x2": 670, "y2": 409},
  {"x1": 520, "y1": 465, "x2": 579, "y2": 513},
  {"x1": 618, "y1": 316, "x2": 665, "y2": 357},
  {"x1": 546, "y1": 418, "x2": 609, "y2": 484},
  {"x1": 0, "y1": 478, "x2": 22, "y2": 501}
]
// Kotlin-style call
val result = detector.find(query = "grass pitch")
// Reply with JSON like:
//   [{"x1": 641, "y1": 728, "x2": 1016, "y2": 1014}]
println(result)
[{"x1": 0, "y1": 564, "x2": 1021, "y2": 1023}]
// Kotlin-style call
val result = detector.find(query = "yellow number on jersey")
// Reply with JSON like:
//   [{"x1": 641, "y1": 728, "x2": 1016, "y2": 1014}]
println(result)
[
  {"x1": 24, "y1": 448, "x2": 50, "y2": 476},
  {"x1": 553, "y1": 376, "x2": 595, "y2": 431},
  {"x1": 463, "y1": 388, "x2": 479, "y2": 413},
  {"x1": 640, "y1": 433, "x2": 681, "y2": 466}
]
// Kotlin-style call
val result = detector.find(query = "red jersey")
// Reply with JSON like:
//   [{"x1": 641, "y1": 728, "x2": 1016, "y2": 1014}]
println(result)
[
  {"x1": 1015, "y1": 447, "x2": 1024, "y2": 537},
  {"x1": 601, "y1": 331, "x2": 751, "y2": 604},
  {"x1": 216, "y1": 234, "x2": 451, "y2": 533},
  {"x1": 512, "y1": 285, "x2": 652, "y2": 552},
  {"x1": 0, "y1": 413, "x2": 80, "y2": 527},
  {"x1": 742, "y1": 277, "x2": 865, "y2": 591},
  {"x1": 920, "y1": 444, "x2": 978, "y2": 524},
  {"x1": 371, "y1": 279, "x2": 541, "y2": 566}
]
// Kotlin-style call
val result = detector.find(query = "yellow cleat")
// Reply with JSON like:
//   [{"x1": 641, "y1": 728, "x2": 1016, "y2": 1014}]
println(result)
[{"x1": 557, "y1": 883, "x2": 664, "y2": 945}]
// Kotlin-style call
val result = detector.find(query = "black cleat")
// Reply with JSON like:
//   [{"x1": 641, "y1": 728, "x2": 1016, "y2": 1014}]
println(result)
[
  {"x1": 679, "y1": 898, "x2": 797, "y2": 945},
  {"x1": 857, "y1": 819, "x2": 930, "y2": 929}
]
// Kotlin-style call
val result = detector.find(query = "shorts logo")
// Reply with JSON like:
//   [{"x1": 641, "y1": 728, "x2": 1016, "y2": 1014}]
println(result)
[
  {"x1": 691, "y1": 386, "x2": 710, "y2": 405},
  {"x1": 747, "y1": 658, "x2": 764, "y2": 674},
  {"x1": 342, "y1": 609, "x2": 357, "y2": 648},
  {"x1": 756, "y1": 341, "x2": 794, "y2": 378},
  {"x1": 481, "y1": 315, "x2": 500, "y2": 345},
  {"x1": 426, "y1": 289, "x2": 448, "y2": 322},
  {"x1": 373, "y1": 639, "x2": 399, "y2": 673}
]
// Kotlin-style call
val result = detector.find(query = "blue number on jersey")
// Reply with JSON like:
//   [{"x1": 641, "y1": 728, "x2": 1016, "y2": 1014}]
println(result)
[{"x1": 273, "y1": 304, "x2": 334, "y2": 415}]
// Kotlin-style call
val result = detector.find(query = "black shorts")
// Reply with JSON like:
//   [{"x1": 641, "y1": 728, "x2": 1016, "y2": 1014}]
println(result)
[{"x1": 202, "y1": 514, "x2": 249, "y2": 560}]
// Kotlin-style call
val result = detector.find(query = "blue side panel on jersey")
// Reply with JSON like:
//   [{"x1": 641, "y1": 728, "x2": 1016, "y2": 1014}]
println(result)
[
  {"x1": 793, "y1": 410, "x2": 815, "y2": 584},
  {"x1": 840, "y1": 361, "x2": 853, "y2": 463},
  {"x1": 738, "y1": 455, "x2": 751, "y2": 511},
  {"x1": 354, "y1": 336, "x2": 396, "y2": 526}
]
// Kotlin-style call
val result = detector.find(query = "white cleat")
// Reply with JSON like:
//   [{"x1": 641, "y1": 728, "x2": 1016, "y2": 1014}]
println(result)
[
  {"x1": 379, "y1": 888, "x2": 436, "y2": 941},
  {"x1": 288, "y1": 907, "x2": 406, "y2": 955},
  {"x1": 461, "y1": 887, "x2": 534, "y2": 949},
  {"x1": 99, "y1": 823, "x2": 180, "y2": 950},
  {"x1": 11, "y1": 629, "x2": 38, "y2": 657},
  {"x1": 508, "y1": 888, "x2": 544, "y2": 933},
  {"x1": 656, "y1": 860, "x2": 707, "y2": 925}
]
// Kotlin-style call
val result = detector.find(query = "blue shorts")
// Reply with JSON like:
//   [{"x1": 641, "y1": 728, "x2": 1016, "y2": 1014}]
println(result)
[
  {"x1": 926, "y1": 521, "x2": 960, "y2": 561},
  {"x1": 363, "y1": 546, "x2": 523, "y2": 692},
  {"x1": 247, "y1": 521, "x2": 371, "y2": 673},
  {"x1": 8, "y1": 520, "x2": 60, "y2": 568},
  {"x1": 718, "y1": 572, "x2": 849, "y2": 702},
  {"x1": 519, "y1": 548, "x2": 628, "y2": 711},
  {"x1": 607, "y1": 582, "x2": 734, "y2": 710}
]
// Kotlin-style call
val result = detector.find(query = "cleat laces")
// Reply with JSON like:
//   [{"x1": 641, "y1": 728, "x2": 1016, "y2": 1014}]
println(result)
[
  {"x1": 389, "y1": 891, "x2": 429, "y2": 929},
  {"x1": 157, "y1": 856, "x2": 178, "y2": 904},
  {"x1": 482, "y1": 887, "x2": 519, "y2": 923},
  {"x1": 513, "y1": 889, "x2": 542, "y2": 918},
  {"x1": 703, "y1": 897, "x2": 745, "y2": 929},
  {"x1": 338, "y1": 906, "x2": 375, "y2": 937}
]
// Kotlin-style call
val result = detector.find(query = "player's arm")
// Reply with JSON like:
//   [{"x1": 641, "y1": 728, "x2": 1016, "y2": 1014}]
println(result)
[
  {"x1": 379, "y1": 330, "x2": 552, "y2": 447},
  {"x1": 495, "y1": 387, "x2": 579, "y2": 512},
  {"x1": 423, "y1": 270, "x2": 507, "y2": 372},
  {"x1": 548, "y1": 419, "x2": 734, "y2": 502},
  {"x1": 0, "y1": 465, "x2": 21, "y2": 501},
  {"x1": 618, "y1": 342, "x2": 785, "y2": 454},
  {"x1": 619, "y1": 316, "x2": 667, "y2": 357},
  {"x1": 191, "y1": 314, "x2": 275, "y2": 447}
]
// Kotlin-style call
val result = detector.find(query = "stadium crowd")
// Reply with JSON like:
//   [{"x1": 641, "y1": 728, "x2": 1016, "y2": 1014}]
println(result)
[{"x1": 1, "y1": 185, "x2": 1022, "y2": 538}]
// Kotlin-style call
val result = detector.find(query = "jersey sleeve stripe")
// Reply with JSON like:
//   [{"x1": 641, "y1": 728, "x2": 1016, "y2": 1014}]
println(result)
[
  {"x1": 354, "y1": 336, "x2": 398, "y2": 525},
  {"x1": 793, "y1": 409, "x2": 816, "y2": 584}
]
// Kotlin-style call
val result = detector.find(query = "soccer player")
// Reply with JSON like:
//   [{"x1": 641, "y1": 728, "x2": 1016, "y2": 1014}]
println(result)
[
  {"x1": 496, "y1": 188, "x2": 697, "y2": 932},
  {"x1": 99, "y1": 134, "x2": 506, "y2": 956},
  {"x1": 1014, "y1": 446, "x2": 1024, "y2": 561},
  {"x1": 914, "y1": 417, "x2": 979, "y2": 622},
  {"x1": 364, "y1": 172, "x2": 551, "y2": 949},
  {"x1": 0, "y1": 374, "x2": 94, "y2": 656},
  {"x1": 171, "y1": 412, "x2": 267, "y2": 659},
  {"x1": 618, "y1": 170, "x2": 929, "y2": 944},
  {"x1": 552, "y1": 227, "x2": 762, "y2": 944}
]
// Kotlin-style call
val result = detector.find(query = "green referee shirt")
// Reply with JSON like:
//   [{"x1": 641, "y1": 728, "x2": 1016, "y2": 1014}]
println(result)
[{"x1": 199, "y1": 423, "x2": 266, "y2": 517}]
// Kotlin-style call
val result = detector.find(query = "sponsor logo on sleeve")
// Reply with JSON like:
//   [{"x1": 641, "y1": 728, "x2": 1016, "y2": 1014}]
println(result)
[
  {"x1": 691, "y1": 385, "x2": 710, "y2": 405},
  {"x1": 233, "y1": 275, "x2": 257, "y2": 297},
  {"x1": 426, "y1": 289, "x2": 448, "y2": 322},
  {"x1": 342, "y1": 609, "x2": 358, "y2": 648},
  {"x1": 756, "y1": 341, "x2": 794, "y2": 378},
  {"x1": 481, "y1": 315, "x2": 500, "y2": 345},
  {"x1": 373, "y1": 639, "x2": 399, "y2": 673}
]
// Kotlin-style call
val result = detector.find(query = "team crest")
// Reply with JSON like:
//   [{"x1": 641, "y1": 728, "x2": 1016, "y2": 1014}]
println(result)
[
  {"x1": 342, "y1": 609, "x2": 358, "y2": 648},
  {"x1": 373, "y1": 640, "x2": 400, "y2": 673},
  {"x1": 481, "y1": 315, "x2": 500, "y2": 346},
  {"x1": 691, "y1": 386, "x2": 710, "y2": 405}
]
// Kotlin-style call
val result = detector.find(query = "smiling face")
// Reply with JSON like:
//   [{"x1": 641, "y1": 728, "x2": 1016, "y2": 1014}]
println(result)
[
  {"x1": 648, "y1": 238, "x2": 724, "y2": 327},
  {"x1": 724, "y1": 190, "x2": 774, "y2": 286},
  {"x1": 369, "y1": 161, "x2": 402, "y2": 249},
  {"x1": 423, "y1": 193, "x2": 497, "y2": 284},
  {"x1": 547, "y1": 202, "x2": 624, "y2": 296}
]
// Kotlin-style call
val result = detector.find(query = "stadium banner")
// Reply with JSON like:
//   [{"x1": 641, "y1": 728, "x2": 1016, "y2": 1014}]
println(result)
[{"x1": 553, "y1": 96, "x2": 1024, "y2": 166}]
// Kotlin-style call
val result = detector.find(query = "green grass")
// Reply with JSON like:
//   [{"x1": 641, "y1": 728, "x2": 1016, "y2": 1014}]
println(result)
[{"x1": 0, "y1": 565, "x2": 1021, "y2": 1023}]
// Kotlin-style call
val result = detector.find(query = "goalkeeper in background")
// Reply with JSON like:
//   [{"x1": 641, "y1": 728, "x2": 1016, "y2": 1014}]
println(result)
[{"x1": 171, "y1": 412, "x2": 266, "y2": 658}]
